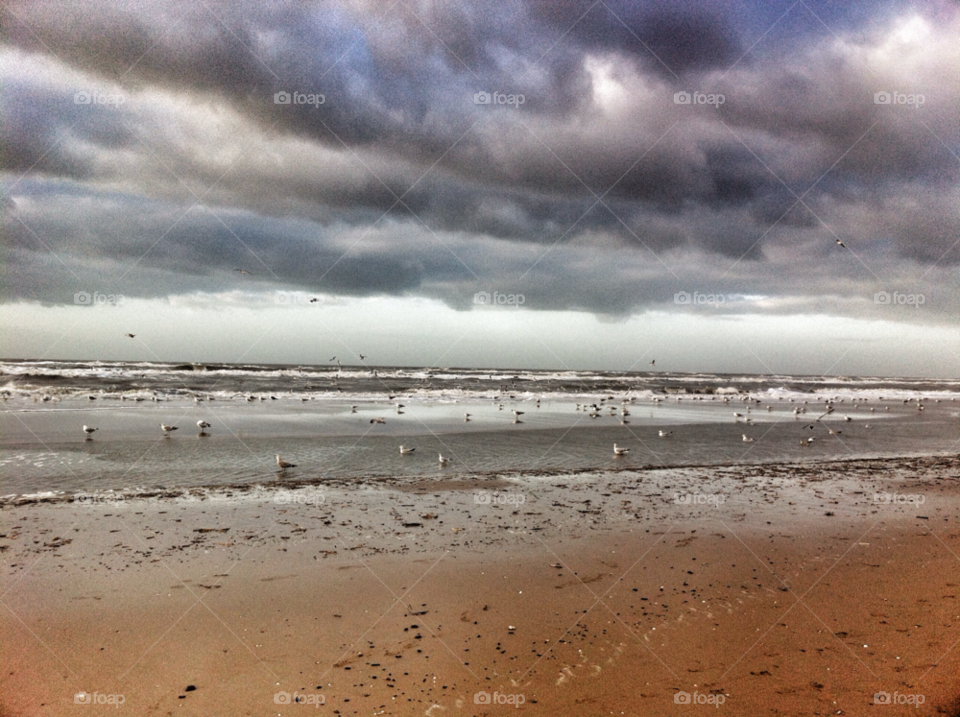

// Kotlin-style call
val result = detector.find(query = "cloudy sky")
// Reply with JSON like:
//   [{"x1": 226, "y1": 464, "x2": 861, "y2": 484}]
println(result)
[{"x1": 2, "y1": 0, "x2": 959, "y2": 376}]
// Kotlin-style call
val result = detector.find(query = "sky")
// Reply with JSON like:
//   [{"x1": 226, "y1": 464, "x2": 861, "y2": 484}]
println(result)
[{"x1": 1, "y1": 0, "x2": 959, "y2": 376}]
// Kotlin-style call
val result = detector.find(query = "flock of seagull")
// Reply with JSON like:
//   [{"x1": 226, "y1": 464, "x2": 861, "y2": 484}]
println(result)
[{"x1": 78, "y1": 390, "x2": 946, "y2": 473}]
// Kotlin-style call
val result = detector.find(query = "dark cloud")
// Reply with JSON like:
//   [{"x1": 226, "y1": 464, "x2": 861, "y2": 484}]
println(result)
[{"x1": 1, "y1": 0, "x2": 958, "y2": 321}]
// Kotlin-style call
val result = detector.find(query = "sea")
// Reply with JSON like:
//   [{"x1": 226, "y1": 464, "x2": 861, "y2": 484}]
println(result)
[{"x1": 1, "y1": 359, "x2": 958, "y2": 500}]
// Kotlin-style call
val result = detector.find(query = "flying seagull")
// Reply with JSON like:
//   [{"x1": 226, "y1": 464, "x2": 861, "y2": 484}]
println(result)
[
  {"x1": 836, "y1": 238, "x2": 846, "y2": 248},
  {"x1": 125, "y1": 333, "x2": 135, "y2": 338},
  {"x1": 649, "y1": 360, "x2": 655, "y2": 367},
  {"x1": 310, "y1": 298, "x2": 319, "y2": 303}
]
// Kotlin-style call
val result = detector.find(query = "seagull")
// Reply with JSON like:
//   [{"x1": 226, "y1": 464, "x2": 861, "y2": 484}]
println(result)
[
  {"x1": 513, "y1": 410, "x2": 524, "y2": 417},
  {"x1": 359, "y1": 354, "x2": 366, "y2": 360},
  {"x1": 276, "y1": 454, "x2": 296, "y2": 470},
  {"x1": 399, "y1": 445, "x2": 415, "y2": 454},
  {"x1": 800, "y1": 437, "x2": 814, "y2": 446},
  {"x1": 649, "y1": 360, "x2": 655, "y2": 367},
  {"x1": 197, "y1": 420, "x2": 211, "y2": 435},
  {"x1": 160, "y1": 423, "x2": 178, "y2": 436},
  {"x1": 82, "y1": 425, "x2": 98, "y2": 438},
  {"x1": 742, "y1": 434, "x2": 754, "y2": 443},
  {"x1": 125, "y1": 333, "x2": 135, "y2": 338},
  {"x1": 233, "y1": 268, "x2": 253, "y2": 275},
  {"x1": 310, "y1": 297, "x2": 319, "y2": 303},
  {"x1": 351, "y1": 405, "x2": 358, "y2": 413},
  {"x1": 438, "y1": 454, "x2": 448, "y2": 465},
  {"x1": 733, "y1": 412, "x2": 743, "y2": 418},
  {"x1": 613, "y1": 444, "x2": 630, "y2": 455},
  {"x1": 370, "y1": 417, "x2": 386, "y2": 424},
  {"x1": 328, "y1": 356, "x2": 337, "y2": 362},
  {"x1": 658, "y1": 430, "x2": 672, "y2": 437},
  {"x1": 464, "y1": 413, "x2": 471, "y2": 421},
  {"x1": 836, "y1": 238, "x2": 846, "y2": 248}
]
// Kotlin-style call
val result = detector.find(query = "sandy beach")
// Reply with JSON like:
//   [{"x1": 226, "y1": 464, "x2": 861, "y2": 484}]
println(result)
[{"x1": 2, "y1": 454, "x2": 959, "y2": 716}]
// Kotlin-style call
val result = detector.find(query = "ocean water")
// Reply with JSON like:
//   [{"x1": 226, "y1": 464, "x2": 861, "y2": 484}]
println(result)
[{"x1": 1, "y1": 360, "x2": 958, "y2": 499}]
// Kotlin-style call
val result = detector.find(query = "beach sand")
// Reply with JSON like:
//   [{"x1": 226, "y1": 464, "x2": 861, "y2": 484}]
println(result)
[{"x1": 2, "y1": 455, "x2": 960, "y2": 715}]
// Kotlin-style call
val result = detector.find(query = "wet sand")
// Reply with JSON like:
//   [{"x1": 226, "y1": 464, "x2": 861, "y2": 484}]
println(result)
[{"x1": 2, "y1": 455, "x2": 960, "y2": 716}]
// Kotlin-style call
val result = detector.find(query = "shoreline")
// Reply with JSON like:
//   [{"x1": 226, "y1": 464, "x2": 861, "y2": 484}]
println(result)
[{"x1": 3, "y1": 450, "x2": 958, "y2": 507}]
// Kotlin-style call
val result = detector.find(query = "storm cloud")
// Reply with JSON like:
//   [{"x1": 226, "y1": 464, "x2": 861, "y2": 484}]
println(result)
[{"x1": 1, "y1": 0, "x2": 959, "y2": 325}]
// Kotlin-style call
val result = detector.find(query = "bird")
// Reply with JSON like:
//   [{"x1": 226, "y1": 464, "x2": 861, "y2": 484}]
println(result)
[
  {"x1": 125, "y1": 333, "x2": 135, "y2": 338},
  {"x1": 160, "y1": 423, "x2": 178, "y2": 436},
  {"x1": 836, "y1": 238, "x2": 846, "y2": 248},
  {"x1": 464, "y1": 413, "x2": 471, "y2": 421},
  {"x1": 350, "y1": 405, "x2": 358, "y2": 413},
  {"x1": 733, "y1": 412, "x2": 743, "y2": 418},
  {"x1": 438, "y1": 454, "x2": 448, "y2": 465},
  {"x1": 276, "y1": 454, "x2": 296, "y2": 470},
  {"x1": 82, "y1": 425, "x2": 98, "y2": 438},
  {"x1": 649, "y1": 360, "x2": 655, "y2": 367},
  {"x1": 309, "y1": 298, "x2": 319, "y2": 303},
  {"x1": 513, "y1": 410, "x2": 524, "y2": 416},
  {"x1": 613, "y1": 444, "x2": 630, "y2": 456},
  {"x1": 233, "y1": 268, "x2": 253, "y2": 275},
  {"x1": 399, "y1": 445, "x2": 415, "y2": 454},
  {"x1": 800, "y1": 437, "x2": 814, "y2": 446},
  {"x1": 328, "y1": 356, "x2": 337, "y2": 362},
  {"x1": 742, "y1": 434, "x2": 754, "y2": 443},
  {"x1": 658, "y1": 430, "x2": 672, "y2": 437},
  {"x1": 359, "y1": 354, "x2": 366, "y2": 360},
  {"x1": 370, "y1": 417, "x2": 386, "y2": 424},
  {"x1": 197, "y1": 420, "x2": 211, "y2": 435}
]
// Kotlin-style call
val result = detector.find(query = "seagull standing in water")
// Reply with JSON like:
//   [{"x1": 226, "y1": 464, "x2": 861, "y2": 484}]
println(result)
[
  {"x1": 82, "y1": 425, "x2": 98, "y2": 439},
  {"x1": 160, "y1": 423, "x2": 178, "y2": 436},
  {"x1": 613, "y1": 444, "x2": 630, "y2": 456},
  {"x1": 742, "y1": 434, "x2": 754, "y2": 443},
  {"x1": 438, "y1": 454, "x2": 449, "y2": 465},
  {"x1": 276, "y1": 454, "x2": 296, "y2": 470},
  {"x1": 658, "y1": 430, "x2": 673, "y2": 437},
  {"x1": 197, "y1": 420, "x2": 211, "y2": 435},
  {"x1": 399, "y1": 445, "x2": 416, "y2": 454}
]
